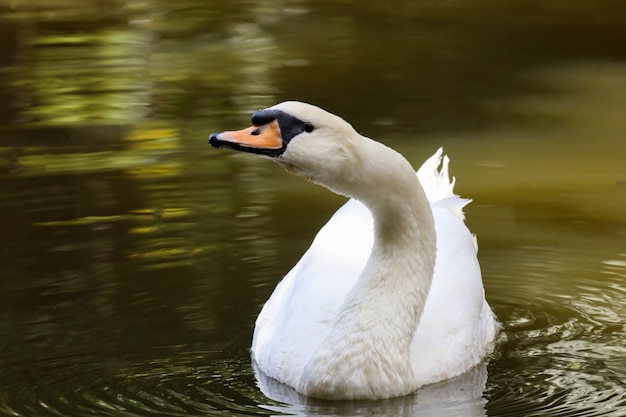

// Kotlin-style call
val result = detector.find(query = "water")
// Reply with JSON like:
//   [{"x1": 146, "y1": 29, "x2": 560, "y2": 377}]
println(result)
[{"x1": 1, "y1": 0, "x2": 625, "y2": 416}]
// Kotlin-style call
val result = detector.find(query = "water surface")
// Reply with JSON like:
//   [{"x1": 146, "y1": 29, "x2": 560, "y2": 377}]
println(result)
[{"x1": 1, "y1": 1, "x2": 625, "y2": 416}]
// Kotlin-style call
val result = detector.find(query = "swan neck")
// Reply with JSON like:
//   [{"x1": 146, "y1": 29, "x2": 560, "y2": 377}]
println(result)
[{"x1": 301, "y1": 138, "x2": 437, "y2": 399}]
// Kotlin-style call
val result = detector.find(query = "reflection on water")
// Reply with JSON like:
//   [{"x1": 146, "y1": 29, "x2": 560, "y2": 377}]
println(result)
[
  {"x1": 256, "y1": 363, "x2": 490, "y2": 417},
  {"x1": 482, "y1": 239, "x2": 626, "y2": 416},
  {"x1": 1, "y1": 0, "x2": 626, "y2": 416}
]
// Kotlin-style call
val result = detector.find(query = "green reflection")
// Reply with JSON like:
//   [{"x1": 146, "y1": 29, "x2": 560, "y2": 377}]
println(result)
[{"x1": 0, "y1": 0, "x2": 626, "y2": 416}]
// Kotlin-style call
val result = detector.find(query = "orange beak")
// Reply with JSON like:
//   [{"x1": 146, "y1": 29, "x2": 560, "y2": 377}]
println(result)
[{"x1": 208, "y1": 120, "x2": 284, "y2": 155}]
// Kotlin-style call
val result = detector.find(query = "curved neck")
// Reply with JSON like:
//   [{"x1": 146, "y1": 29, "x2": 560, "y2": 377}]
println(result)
[{"x1": 300, "y1": 137, "x2": 437, "y2": 399}]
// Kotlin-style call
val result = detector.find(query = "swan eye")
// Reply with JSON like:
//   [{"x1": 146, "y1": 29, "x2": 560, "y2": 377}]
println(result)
[{"x1": 303, "y1": 122, "x2": 315, "y2": 133}]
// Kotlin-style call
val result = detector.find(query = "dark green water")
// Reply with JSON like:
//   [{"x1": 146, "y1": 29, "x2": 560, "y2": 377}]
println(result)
[{"x1": 1, "y1": 1, "x2": 625, "y2": 416}]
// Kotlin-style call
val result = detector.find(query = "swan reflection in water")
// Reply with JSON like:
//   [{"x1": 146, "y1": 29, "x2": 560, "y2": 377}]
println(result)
[{"x1": 255, "y1": 362, "x2": 491, "y2": 417}]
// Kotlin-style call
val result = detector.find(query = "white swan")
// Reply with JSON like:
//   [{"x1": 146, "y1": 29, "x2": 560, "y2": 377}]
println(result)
[{"x1": 208, "y1": 101, "x2": 499, "y2": 400}]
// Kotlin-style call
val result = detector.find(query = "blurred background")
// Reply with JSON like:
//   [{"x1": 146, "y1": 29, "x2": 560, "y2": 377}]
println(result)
[{"x1": 0, "y1": 1, "x2": 625, "y2": 416}]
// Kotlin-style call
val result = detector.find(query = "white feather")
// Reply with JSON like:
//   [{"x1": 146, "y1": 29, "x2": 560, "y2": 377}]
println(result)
[{"x1": 235, "y1": 102, "x2": 500, "y2": 400}]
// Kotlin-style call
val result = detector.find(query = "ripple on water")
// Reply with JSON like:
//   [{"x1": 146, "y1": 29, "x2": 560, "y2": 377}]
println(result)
[
  {"x1": 485, "y1": 247, "x2": 626, "y2": 417},
  {"x1": 1, "y1": 346, "x2": 273, "y2": 417}
]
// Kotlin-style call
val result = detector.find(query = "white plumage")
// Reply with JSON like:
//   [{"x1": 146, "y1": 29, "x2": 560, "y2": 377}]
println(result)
[{"x1": 209, "y1": 101, "x2": 499, "y2": 400}]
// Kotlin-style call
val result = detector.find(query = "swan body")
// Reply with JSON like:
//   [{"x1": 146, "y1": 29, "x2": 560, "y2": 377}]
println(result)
[{"x1": 209, "y1": 101, "x2": 499, "y2": 400}]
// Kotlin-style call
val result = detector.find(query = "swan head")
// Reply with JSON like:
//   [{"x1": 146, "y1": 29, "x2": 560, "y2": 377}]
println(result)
[{"x1": 208, "y1": 101, "x2": 365, "y2": 194}]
